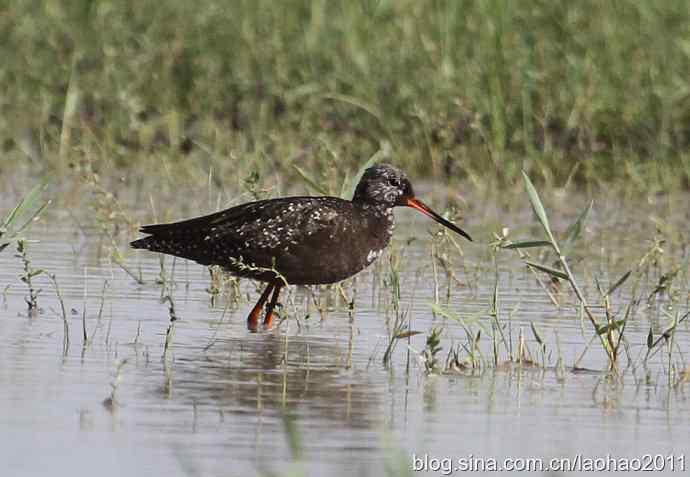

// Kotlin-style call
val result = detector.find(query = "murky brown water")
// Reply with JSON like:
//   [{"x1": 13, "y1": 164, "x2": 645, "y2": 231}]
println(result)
[{"x1": 1, "y1": 193, "x2": 689, "y2": 476}]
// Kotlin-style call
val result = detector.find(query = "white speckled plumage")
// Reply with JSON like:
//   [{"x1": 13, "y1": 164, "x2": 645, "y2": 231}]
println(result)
[
  {"x1": 131, "y1": 164, "x2": 472, "y2": 331},
  {"x1": 131, "y1": 163, "x2": 471, "y2": 287}
]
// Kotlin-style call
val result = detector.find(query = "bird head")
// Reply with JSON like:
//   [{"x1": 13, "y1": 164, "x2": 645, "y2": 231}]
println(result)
[{"x1": 352, "y1": 163, "x2": 472, "y2": 241}]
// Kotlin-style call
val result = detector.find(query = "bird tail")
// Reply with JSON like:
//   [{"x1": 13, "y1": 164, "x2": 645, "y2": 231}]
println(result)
[
  {"x1": 129, "y1": 222, "x2": 181, "y2": 252},
  {"x1": 130, "y1": 221, "x2": 193, "y2": 251},
  {"x1": 130, "y1": 224, "x2": 212, "y2": 265},
  {"x1": 130, "y1": 235, "x2": 155, "y2": 250}
]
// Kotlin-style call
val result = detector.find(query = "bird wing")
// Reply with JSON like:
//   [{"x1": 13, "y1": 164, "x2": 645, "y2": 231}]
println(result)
[{"x1": 134, "y1": 197, "x2": 350, "y2": 274}]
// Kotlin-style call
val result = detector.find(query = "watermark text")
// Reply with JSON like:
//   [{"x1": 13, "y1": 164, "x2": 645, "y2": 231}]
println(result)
[{"x1": 411, "y1": 453, "x2": 686, "y2": 474}]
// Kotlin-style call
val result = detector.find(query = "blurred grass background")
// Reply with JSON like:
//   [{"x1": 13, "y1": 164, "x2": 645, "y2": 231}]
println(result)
[{"x1": 2, "y1": 0, "x2": 690, "y2": 193}]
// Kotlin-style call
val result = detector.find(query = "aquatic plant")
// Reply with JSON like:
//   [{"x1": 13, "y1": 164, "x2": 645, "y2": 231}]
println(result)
[
  {"x1": 502, "y1": 172, "x2": 622, "y2": 369},
  {"x1": 421, "y1": 327, "x2": 443, "y2": 374},
  {"x1": 47, "y1": 272, "x2": 70, "y2": 353},
  {"x1": 1, "y1": 185, "x2": 49, "y2": 254},
  {"x1": 15, "y1": 239, "x2": 43, "y2": 313}
]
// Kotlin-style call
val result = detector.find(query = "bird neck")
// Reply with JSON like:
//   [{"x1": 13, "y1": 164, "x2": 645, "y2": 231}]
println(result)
[{"x1": 352, "y1": 198, "x2": 394, "y2": 216}]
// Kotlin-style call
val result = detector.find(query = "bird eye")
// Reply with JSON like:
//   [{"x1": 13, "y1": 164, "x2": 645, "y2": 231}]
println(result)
[{"x1": 388, "y1": 177, "x2": 401, "y2": 188}]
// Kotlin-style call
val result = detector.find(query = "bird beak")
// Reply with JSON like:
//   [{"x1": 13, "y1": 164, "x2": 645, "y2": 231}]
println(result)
[{"x1": 406, "y1": 198, "x2": 473, "y2": 242}]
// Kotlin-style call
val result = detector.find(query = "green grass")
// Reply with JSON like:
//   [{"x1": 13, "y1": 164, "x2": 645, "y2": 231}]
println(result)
[{"x1": 2, "y1": 0, "x2": 690, "y2": 190}]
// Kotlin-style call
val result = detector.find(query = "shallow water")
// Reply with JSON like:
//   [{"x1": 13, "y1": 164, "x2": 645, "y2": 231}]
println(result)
[{"x1": 1, "y1": 194, "x2": 689, "y2": 477}]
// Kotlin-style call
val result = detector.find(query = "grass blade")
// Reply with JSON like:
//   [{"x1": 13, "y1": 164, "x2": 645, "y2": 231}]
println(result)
[
  {"x1": 596, "y1": 319, "x2": 626, "y2": 336},
  {"x1": 394, "y1": 330, "x2": 422, "y2": 339},
  {"x1": 338, "y1": 170, "x2": 351, "y2": 199},
  {"x1": 14, "y1": 200, "x2": 50, "y2": 236},
  {"x1": 521, "y1": 171, "x2": 555, "y2": 244},
  {"x1": 525, "y1": 261, "x2": 568, "y2": 280},
  {"x1": 646, "y1": 328, "x2": 654, "y2": 349},
  {"x1": 501, "y1": 240, "x2": 553, "y2": 250},
  {"x1": 2, "y1": 184, "x2": 46, "y2": 231},
  {"x1": 344, "y1": 146, "x2": 389, "y2": 199},
  {"x1": 605, "y1": 270, "x2": 631, "y2": 297},
  {"x1": 563, "y1": 200, "x2": 593, "y2": 250},
  {"x1": 530, "y1": 321, "x2": 544, "y2": 346},
  {"x1": 1, "y1": 185, "x2": 50, "y2": 253}
]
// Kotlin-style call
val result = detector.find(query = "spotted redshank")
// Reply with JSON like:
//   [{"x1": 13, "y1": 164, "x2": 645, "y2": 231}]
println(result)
[{"x1": 131, "y1": 164, "x2": 471, "y2": 330}]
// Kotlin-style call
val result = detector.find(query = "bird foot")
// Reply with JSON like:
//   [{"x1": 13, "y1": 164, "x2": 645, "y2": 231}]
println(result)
[
  {"x1": 247, "y1": 311, "x2": 280, "y2": 332},
  {"x1": 262, "y1": 312, "x2": 279, "y2": 330}
]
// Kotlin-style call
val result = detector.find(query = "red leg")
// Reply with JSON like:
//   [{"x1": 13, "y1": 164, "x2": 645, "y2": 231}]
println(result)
[
  {"x1": 262, "y1": 284, "x2": 283, "y2": 329},
  {"x1": 247, "y1": 283, "x2": 274, "y2": 332}
]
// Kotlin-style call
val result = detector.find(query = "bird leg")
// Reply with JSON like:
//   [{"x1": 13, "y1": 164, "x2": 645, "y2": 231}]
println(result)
[
  {"x1": 262, "y1": 284, "x2": 283, "y2": 329},
  {"x1": 247, "y1": 283, "x2": 275, "y2": 332}
]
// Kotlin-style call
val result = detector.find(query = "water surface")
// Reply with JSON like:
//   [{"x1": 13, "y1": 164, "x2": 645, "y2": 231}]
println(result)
[{"x1": 1, "y1": 194, "x2": 689, "y2": 476}]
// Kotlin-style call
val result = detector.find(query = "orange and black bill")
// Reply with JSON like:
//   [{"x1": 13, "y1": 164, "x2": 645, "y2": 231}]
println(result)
[{"x1": 406, "y1": 198, "x2": 472, "y2": 242}]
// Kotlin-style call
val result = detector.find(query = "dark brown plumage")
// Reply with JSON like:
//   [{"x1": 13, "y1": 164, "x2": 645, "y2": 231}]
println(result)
[{"x1": 131, "y1": 164, "x2": 471, "y2": 330}]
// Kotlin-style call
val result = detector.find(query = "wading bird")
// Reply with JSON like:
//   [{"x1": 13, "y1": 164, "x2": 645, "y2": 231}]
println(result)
[{"x1": 131, "y1": 164, "x2": 471, "y2": 330}]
